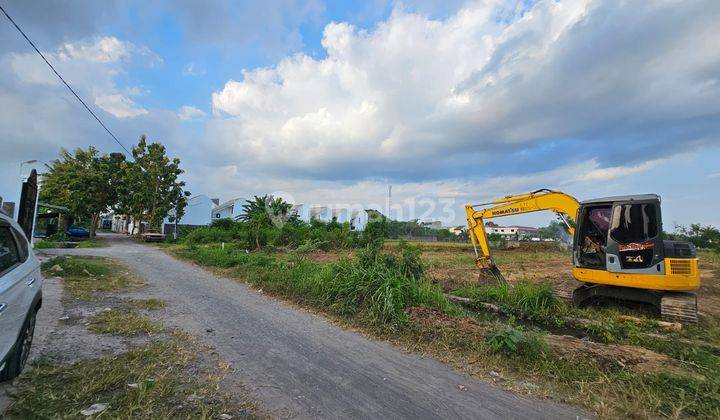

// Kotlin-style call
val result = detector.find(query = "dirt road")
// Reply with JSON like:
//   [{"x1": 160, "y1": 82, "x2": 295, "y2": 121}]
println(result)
[{"x1": 42, "y1": 234, "x2": 585, "y2": 419}]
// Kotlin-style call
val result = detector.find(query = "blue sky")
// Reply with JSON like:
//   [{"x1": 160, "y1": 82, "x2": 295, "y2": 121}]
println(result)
[{"x1": 0, "y1": 0, "x2": 718, "y2": 228}]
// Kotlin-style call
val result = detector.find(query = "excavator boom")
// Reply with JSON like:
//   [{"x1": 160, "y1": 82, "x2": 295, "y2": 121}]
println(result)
[{"x1": 465, "y1": 189, "x2": 579, "y2": 278}]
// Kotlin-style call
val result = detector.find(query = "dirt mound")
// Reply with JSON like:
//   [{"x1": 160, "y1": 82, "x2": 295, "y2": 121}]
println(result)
[{"x1": 546, "y1": 334, "x2": 680, "y2": 374}]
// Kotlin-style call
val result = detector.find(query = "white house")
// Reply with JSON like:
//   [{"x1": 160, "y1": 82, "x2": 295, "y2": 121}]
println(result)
[
  {"x1": 211, "y1": 197, "x2": 247, "y2": 220},
  {"x1": 161, "y1": 195, "x2": 219, "y2": 234},
  {"x1": 485, "y1": 222, "x2": 539, "y2": 240},
  {"x1": 418, "y1": 220, "x2": 443, "y2": 230},
  {"x1": 448, "y1": 225, "x2": 466, "y2": 236}
]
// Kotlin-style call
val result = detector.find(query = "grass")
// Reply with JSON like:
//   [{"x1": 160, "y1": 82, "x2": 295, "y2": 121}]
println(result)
[
  {"x1": 175, "y1": 243, "x2": 449, "y2": 330},
  {"x1": 76, "y1": 238, "x2": 109, "y2": 248},
  {"x1": 453, "y1": 281, "x2": 570, "y2": 326},
  {"x1": 169, "y1": 241, "x2": 720, "y2": 418},
  {"x1": 7, "y1": 338, "x2": 252, "y2": 419},
  {"x1": 42, "y1": 256, "x2": 143, "y2": 300},
  {"x1": 89, "y1": 307, "x2": 163, "y2": 336},
  {"x1": 19, "y1": 254, "x2": 256, "y2": 418},
  {"x1": 34, "y1": 237, "x2": 108, "y2": 249},
  {"x1": 127, "y1": 298, "x2": 166, "y2": 310}
]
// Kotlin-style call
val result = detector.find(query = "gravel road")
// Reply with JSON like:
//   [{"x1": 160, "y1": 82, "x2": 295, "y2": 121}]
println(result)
[{"x1": 42, "y1": 233, "x2": 586, "y2": 419}]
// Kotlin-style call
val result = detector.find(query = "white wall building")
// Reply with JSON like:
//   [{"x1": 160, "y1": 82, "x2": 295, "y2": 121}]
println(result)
[
  {"x1": 164, "y1": 195, "x2": 217, "y2": 228},
  {"x1": 485, "y1": 223, "x2": 540, "y2": 240},
  {"x1": 211, "y1": 197, "x2": 247, "y2": 220}
]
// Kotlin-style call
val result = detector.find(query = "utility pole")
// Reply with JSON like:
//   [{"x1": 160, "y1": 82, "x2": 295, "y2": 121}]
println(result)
[{"x1": 387, "y1": 184, "x2": 392, "y2": 220}]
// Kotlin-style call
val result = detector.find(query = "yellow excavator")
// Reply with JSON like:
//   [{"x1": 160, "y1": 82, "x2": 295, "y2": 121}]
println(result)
[{"x1": 465, "y1": 189, "x2": 701, "y2": 322}]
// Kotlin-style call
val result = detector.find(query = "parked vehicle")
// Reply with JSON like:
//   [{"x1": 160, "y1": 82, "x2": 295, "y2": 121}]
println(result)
[
  {"x1": 0, "y1": 211, "x2": 42, "y2": 381},
  {"x1": 65, "y1": 226, "x2": 90, "y2": 238}
]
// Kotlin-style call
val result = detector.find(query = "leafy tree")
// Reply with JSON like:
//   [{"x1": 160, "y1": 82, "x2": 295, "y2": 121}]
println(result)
[
  {"x1": 41, "y1": 147, "x2": 125, "y2": 238},
  {"x1": 674, "y1": 223, "x2": 720, "y2": 250},
  {"x1": 538, "y1": 220, "x2": 568, "y2": 241},
  {"x1": 238, "y1": 195, "x2": 295, "y2": 249},
  {"x1": 117, "y1": 135, "x2": 190, "y2": 234}
]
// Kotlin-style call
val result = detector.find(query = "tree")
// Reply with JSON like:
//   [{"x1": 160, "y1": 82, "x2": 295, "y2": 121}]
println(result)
[
  {"x1": 538, "y1": 220, "x2": 568, "y2": 241},
  {"x1": 117, "y1": 135, "x2": 190, "y2": 234},
  {"x1": 41, "y1": 147, "x2": 125, "y2": 238},
  {"x1": 238, "y1": 195, "x2": 295, "y2": 249},
  {"x1": 674, "y1": 223, "x2": 720, "y2": 250}
]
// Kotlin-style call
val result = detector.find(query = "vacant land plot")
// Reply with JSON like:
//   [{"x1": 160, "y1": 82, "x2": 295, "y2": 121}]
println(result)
[{"x1": 168, "y1": 240, "x2": 720, "y2": 418}]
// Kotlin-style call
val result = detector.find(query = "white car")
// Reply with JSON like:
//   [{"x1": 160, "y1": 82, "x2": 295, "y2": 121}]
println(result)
[{"x1": 0, "y1": 211, "x2": 42, "y2": 381}]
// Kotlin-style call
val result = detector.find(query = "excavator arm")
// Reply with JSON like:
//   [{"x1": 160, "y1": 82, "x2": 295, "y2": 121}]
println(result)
[{"x1": 465, "y1": 189, "x2": 580, "y2": 281}]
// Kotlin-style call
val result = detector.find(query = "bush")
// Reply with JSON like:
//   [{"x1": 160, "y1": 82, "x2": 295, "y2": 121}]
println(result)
[
  {"x1": 183, "y1": 227, "x2": 236, "y2": 244},
  {"x1": 486, "y1": 325, "x2": 548, "y2": 358},
  {"x1": 486, "y1": 326, "x2": 524, "y2": 354},
  {"x1": 322, "y1": 242, "x2": 444, "y2": 326},
  {"x1": 211, "y1": 218, "x2": 237, "y2": 230},
  {"x1": 46, "y1": 232, "x2": 69, "y2": 242}
]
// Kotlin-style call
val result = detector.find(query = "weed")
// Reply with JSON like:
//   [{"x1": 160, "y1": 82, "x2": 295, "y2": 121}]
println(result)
[
  {"x1": 486, "y1": 326, "x2": 524, "y2": 354},
  {"x1": 7, "y1": 340, "x2": 253, "y2": 418},
  {"x1": 455, "y1": 281, "x2": 568, "y2": 325},
  {"x1": 89, "y1": 308, "x2": 162, "y2": 336},
  {"x1": 486, "y1": 325, "x2": 548, "y2": 358},
  {"x1": 127, "y1": 298, "x2": 166, "y2": 310},
  {"x1": 76, "y1": 238, "x2": 108, "y2": 248},
  {"x1": 42, "y1": 256, "x2": 143, "y2": 300}
]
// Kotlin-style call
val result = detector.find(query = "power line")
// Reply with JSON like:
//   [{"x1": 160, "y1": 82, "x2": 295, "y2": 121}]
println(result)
[{"x1": 0, "y1": 3, "x2": 132, "y2": 156}]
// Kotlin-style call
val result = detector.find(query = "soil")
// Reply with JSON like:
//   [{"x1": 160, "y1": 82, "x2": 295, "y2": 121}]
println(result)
[
  {"x1": 545, "y1": 335, "x2": 685, "y2": 375},
  {"x1": 406, "y1": 305, "x2": 683, "y2": 377}
]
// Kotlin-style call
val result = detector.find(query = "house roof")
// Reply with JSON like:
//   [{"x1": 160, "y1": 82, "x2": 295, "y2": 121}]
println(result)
[{"x1": 212, "y1": 197, "x2": 244, "y2": 212}]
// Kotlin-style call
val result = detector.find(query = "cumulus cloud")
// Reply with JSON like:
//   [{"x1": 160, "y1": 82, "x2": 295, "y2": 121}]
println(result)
[
  {"x1": 206, "y1": 0, "x2": 720, "y2": 182},
  {"x1": 8, "y1": 36, "x2": 156, "y2": 119},
  {"x1": 95, "y1": 94, "x2": 149, "y2": 118},
  {"x1": 575, "y1": 159, "x2": 665, "y2": 182},
  {"x1": 178, "y1": 105, "x2": 206, "y2": 121}
]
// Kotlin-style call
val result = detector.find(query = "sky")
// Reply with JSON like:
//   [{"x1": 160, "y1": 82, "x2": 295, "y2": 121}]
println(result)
[{"x1": 0, "y1": 0, "x2": 718, "y2": 229}]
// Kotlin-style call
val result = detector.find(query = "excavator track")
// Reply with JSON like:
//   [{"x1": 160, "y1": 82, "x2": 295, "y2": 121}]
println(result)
[{"x1": 660, "y1": 292, "x2": 698, "y2": 324}]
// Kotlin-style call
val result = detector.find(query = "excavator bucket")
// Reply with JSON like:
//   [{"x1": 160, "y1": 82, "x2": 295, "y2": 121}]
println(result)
[{"x1": 478, "y1": 266, "x2": 507, "y2": 286}]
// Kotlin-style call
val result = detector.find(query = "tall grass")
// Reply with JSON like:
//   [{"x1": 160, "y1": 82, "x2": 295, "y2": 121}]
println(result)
[
  {"x1": 455, "y1": 281, "x2": 568, "y2": 325},
  {"x1": 176, "y1": 242, "x2": 448, "y2": 328}
]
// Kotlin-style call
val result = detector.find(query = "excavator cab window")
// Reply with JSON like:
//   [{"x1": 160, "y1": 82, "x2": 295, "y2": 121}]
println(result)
[
  {"x1": 609, "y1": 203, "x2": 659, "y2": 269},
  {"x1": 577, "y1": 206, "x2": 611, "y2": 269},
  {"x1": 610, "y1": 204, "x2": 658, "y2": 244}
]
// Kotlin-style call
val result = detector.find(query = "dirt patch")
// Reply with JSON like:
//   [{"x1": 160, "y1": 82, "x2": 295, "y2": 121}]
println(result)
[
  {"x1": 546, "y1": 334, "x2": 684, "y2": 375},
  {"x1": 697, "y1": 254, "x2": 720, "y2": 319},
  {"x1": 407, "y1": 306, "x2": 487, "y2": 337}
]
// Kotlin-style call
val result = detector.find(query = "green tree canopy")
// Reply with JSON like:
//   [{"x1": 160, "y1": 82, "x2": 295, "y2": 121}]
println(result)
[
  {"x1": 117, "y1": 135, "x2": 190, "y2": 233},
  {"x1": 41, "y1": 147, "x2": 126, "y2": 237}
]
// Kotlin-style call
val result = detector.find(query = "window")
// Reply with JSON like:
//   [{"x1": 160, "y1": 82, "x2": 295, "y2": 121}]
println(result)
[
  {"x1": 10, "y1": 227, "x2": 28, "y2": 262},
  {"x1": 610, "y1": 203, "x2": 658, "y2": 244},
  {"x1": 0, "y1": 226, "x2": 21, "y2": 275}
]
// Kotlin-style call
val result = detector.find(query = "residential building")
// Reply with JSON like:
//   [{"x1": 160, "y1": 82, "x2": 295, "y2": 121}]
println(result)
[
  {"x1": 162, "y1": 195, "x2": 218, "y2": 234},
  {"x1": 485, "y1": 222, "x2": 540, "y2": 240},
  {"x1": 418, "y1": 220, "x2": 443, "y2": 230},
  {"x1": 448, "y1": 225, "x2": 466, "y2": 236},
  {"x1": 211, "y1": 197, "x2": 247, "y2": 220}
]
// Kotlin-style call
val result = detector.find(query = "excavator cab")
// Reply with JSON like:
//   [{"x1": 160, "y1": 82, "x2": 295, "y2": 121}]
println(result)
[
  {"x1": 572, "y1": 195, "x2": 700, "y2": 322},
  {"x1": 574, "y1": 195, "x2": 664, "y2": 273}
]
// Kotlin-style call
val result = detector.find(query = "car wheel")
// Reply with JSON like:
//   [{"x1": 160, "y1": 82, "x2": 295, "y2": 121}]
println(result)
[{"x1": 0, "y1": 310, "x2": 36, "y2": 381}]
